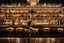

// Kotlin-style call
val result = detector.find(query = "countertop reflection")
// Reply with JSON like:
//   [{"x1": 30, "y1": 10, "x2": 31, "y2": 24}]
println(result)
[{"x1": 0, "y1": 37, "x2": 64, "y2": 43}]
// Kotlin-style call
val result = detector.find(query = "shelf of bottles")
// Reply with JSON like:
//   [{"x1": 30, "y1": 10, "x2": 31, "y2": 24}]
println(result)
[{"x1": 0, "y1": 4, "x2": 64, "y2": 27}]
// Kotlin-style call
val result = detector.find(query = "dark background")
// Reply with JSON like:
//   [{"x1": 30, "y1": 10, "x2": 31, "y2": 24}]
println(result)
[{"x1": 0, "y1": 0, "x2": 64, "y2": 6}]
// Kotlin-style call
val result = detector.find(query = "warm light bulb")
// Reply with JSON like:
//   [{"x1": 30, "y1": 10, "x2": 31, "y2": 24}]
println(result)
[
  {"x1": 27, "y1": 0, "x2": 30, "y2": 2},
  {"x1": 27, "y1": 0, "x2": 39, "y2": 6},
  {"x1": 44, "y1": 3, "x2": 46, "y2": 6}
]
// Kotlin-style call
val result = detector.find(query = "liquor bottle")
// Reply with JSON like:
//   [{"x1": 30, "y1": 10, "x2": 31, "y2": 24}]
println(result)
[
  {"x1": 58, "y1": 20, "x2": 60, "y2": 25},
  {"x1": 12, "y1": 19, "x2": 15, "y2": 25},
  {"x1": 6, "y1": 10, "x2": 9, "y2": 13},
  {"x1": 4, "y1": 18, "x2": 12, "y2": 25},
  {"x1": 53, "y1": 13, "x2": 59, "y2": 17},
  {"x1": 14, "y1": 19, "x2": 20, "y2": 25},
  {"x1": 53, "y1": 19, "x2": 58, "y2": 25},
  {"x1": 55, "y1": 19, "x2": 59, "y2": 25},
  {"x1": 61, "y1": 20, "x2": 64, "y2": 25},
  {"x1": 4, "y1": 19, "x2": 9, "y2": 25},
  {"x1": 49, "y1": 19, "x2": 53, "y2": 25},
  {"x1": 10, "y1": 20, "x2": 13, "y2": 25},
  {"x1": 21, "y1": 14, "x2": 24, "y2": 17},
  {"x1": 0, "y1": 18, "x2": 4, "y2": 25}
]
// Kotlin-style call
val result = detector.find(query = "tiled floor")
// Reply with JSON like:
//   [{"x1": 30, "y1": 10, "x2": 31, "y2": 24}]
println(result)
[{"x1": 0, "y1": 37, "x2": 64, "y2": 43}]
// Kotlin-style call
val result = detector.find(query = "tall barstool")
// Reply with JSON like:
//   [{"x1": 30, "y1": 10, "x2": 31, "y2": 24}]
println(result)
[
  {"x1": 57, "y1": 28, "x2": 64, "y2": 36},
  {"x1": 32, "y1": 28, "x2": 38, "y2": 37},
  {"x1": 7, "y1": 27, "x2": 14, "y2": 36},
  {"x1": 16, "y1": 27, "x2": 23, "y2": 36},
  {"x1": 7, "y1": 27, "x2": 14, "y2": 43},
  {"x1": 43, "y1": 27, "x2": 50, "y2": 36}
]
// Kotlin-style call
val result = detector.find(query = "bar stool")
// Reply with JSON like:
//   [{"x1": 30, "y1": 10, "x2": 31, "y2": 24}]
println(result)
[
  {"x1": 24, "y1": 28, "x2": 31, "y2": 37},
  {"x1": 7, "y1": 27, "x2": 14, "y2": 43},
  {"x1": 57, "y1": 28, "x2": 64, "y2": 36},
  {"x1": 16, "y1": 27, "x2": 23, "y2": 36},
  {"x1": 57, "y1": 28, "x2": 64, "y2": 32},
  {"x1": 3, "y1": 28, "x2": 8, "y2": 36},
  {"x1": 7, "y1": 27, "x2": 14, "y2": 36},
  {"x1": 43, "y1": 27, "x2": 50, "y2": 36},
  {"x1": 33, "y1": 28, "x2": 38, "y2": 33},
  {"x1": 32, "y1": 28, "x2": 38, "y2": 37},
  {"x1": 38, "y1": 28, "x2": 44, "y2": 37}
]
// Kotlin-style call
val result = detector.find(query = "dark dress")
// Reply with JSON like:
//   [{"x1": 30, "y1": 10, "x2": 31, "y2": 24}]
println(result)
[{"x1": 27, "y1": 21, "x2": 31, "y2": 29}]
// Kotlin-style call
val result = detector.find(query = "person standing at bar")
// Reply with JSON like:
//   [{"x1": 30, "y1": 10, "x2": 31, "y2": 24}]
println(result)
[
  {"x1": 26, "y1": 19, "x2": 32, "y2": 29},
  {"x1": 26, "y1": 19, "x2": 35, "y2": 31}
]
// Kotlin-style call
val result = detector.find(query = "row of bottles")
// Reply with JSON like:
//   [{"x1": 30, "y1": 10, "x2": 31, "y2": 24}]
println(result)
[
  {"x1": 1, "y1": 9, "x2": 28, "y2": 13},
  {"x1": 0, "y1": 14, "x2": 30, "y2": 17},
  {"x1": 33, "y1": 13, "x2": 63, "y2": 17},
  {"x1": 1, "y1": 7, "x2": 62, "y2": 13},
  {"x1": 0, "y1": 13, "x2": 63, "y2": 17},
  {"x1": 0, "y1": 18, "x2": 64, "y2": 25},
  {"x1": 1, "y1": 9, "x2": 61, "y2": 13}
]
